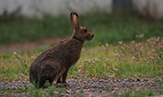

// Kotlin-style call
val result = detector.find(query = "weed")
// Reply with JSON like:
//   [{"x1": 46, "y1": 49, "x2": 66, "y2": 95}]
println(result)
[
  {"x1": 77, "y1": 88, "x2": 83, "y2": 97},
  {"x1": 100, "y1": 87, "x2": 110, "y2": 91},
  {"x1": 0, "y1": 88, "x2": 28, "y2": 94},
  {"x1": 27, "y1": 81, "x2": 66, "y2": 97},
  {"x1": 121, "y1": 89, "x2": 131, "y2": 97}
]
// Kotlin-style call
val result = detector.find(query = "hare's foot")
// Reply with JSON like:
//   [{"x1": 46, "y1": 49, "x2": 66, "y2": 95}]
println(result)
[
  {"x1": 54, "y1": 83, "x2": 63, "y2": 87},
  {"x1": 54, "y1": 83, "x2": 69, "y2": 87},
  {"x1": 63, "y1": 82, "x2": 69, "y2": 87}
]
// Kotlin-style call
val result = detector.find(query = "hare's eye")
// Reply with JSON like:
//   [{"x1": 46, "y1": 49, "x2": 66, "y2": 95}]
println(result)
[{"x1": 84, "y1": 29, "x2": 87, "y2": 32}]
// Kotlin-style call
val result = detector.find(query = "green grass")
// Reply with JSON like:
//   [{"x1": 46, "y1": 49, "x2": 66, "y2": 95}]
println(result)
[
  {"x1": 0, "y1": 11, "x2": 163, "y2": 46},
  {"x1": 0, "y1": 36, "x2": 163, "y2": 96},
  {"x1": 0, "y1": 36, "x2": 163, "y2": 80},
  {"x1": 0, "y1": 15, "x2": 72, "y2": 45},
  {"x1": 0, "y1": 11, "x2": 163, "y2": 96}
]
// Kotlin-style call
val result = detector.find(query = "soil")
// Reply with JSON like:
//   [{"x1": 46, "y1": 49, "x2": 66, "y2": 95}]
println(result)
[
  {"x1": 0, "y1": 37, "x2": 65, "y2": 52},
  {"x1": 0, "y1": 78, "x2": 162, "y2": 97}
]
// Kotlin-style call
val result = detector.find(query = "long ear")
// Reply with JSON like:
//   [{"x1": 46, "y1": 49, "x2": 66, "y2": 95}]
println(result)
[{"x1": 70, "y1": 12, "x2": 79, "y2": 28}]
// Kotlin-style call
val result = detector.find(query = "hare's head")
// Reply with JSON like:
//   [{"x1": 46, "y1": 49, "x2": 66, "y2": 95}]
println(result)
[{"x1": 70, "y1": 12, "x2": 94, "y2": 42}]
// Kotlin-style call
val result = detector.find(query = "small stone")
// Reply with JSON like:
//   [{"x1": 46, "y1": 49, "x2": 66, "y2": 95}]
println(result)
[
  {"x1": 103, "y1": 78, "x2": 108, "y2": 80},
  {"x1": 102, "y1": 91, "x2": 106, "y2": 94},
  {"x1": 66, "y1": 90, "x2": 72, "y2": 94},
  {"x1": 76, "y1": 90, "x2": 81, "y2": 93},
  {"x1": 122, "y1": 81, "x2": 126, "y2": 84},
  {"x1": 99, "y1": 79, "x2": 104, "y2": 82},
  {"x1": 83, "y1": 92, "x2": 92, "y2": 97},
  {"x1": 140, "y1": 79, "x2": 144, "y2": 82},
  {"x1": 53, "y1": 91, "x2": 59, "y2": 94},
  {"x1": 112, "y1": 90, "x2": 116, "y2": 94},
  {"x1": 137, "y1": 79, "x2": 140, "y2": 81}
]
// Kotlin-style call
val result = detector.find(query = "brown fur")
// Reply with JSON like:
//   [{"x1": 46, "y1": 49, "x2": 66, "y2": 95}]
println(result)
[{"x1": 29, "y1": 12, "x2": 94, "y2": 88}]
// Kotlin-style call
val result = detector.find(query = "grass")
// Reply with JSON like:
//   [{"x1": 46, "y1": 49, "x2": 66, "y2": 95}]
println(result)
[
  {"x1": 1, "y1": 36, "x2": 162, "y2": 81},
  {"x1": 1, "y1": 84, "x2": 66, "y2": 97},
  {"x1": 0, "y1": 36, "x2": 163, "y2": 96},
  {"x1": 0, "y1": 11, "x2": 163, "y2": 96},
  {"x1": 0, "y1": 11, "x2": 163, "y2": 46},
  {"x1": 0, "y1": 15, "x2": 72, "y2": 45},
  {"x1": 70, "y1": 37, "x2": 163, "y2": 79}
]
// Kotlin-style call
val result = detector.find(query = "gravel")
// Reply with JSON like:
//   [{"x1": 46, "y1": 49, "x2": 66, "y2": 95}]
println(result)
[{"x1": 0, "y1": 78, "x2": 162, "y2": 97}]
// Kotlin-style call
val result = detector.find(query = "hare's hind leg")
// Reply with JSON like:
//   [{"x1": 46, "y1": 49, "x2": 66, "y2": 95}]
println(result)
[
  {"x1": 57, "y1": 77, "x2": 61, "y2": 83},
  {"x1": 53, "y1": 67, "x2": 70, "y2": 87},
  {"x1": 52, "y1": 68, "x2": 66, "y2": 86},
  {"x1": 61, "y1": 68, "x2": 70, "y2": 87}
]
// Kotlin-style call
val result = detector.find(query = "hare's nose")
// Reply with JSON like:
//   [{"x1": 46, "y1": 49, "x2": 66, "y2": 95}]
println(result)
[{"x1": 92, "y1": 34, "x2": 94, "y2": 38}]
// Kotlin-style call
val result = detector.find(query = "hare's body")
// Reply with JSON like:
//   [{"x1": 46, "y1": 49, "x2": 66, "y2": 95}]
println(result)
[
  {"x1": 29, "y1": 12, "x2": 94, "y2": 88},
  {"x1": 30, "y1": 38, "x2": 83, "y2": 87}
]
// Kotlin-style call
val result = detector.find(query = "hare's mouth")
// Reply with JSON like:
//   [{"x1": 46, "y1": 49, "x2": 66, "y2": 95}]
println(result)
[
  {"x1": 87, "y1": 36, "x2": 93, "y2": 41},
  {"x1": 89, "y1": 34, "x2": 94, "y2": 40},
  {"x1": 86, "y1": 34, "x2": 94, "y2": 41},
  {"x1": 90, "y1": 37, "x2": 93, "y2": 40}
]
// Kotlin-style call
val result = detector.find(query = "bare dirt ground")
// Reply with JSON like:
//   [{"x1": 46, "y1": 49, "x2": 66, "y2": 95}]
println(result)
[{"x1": 0, "y1": 37, "x2": 65, "y2": 52}]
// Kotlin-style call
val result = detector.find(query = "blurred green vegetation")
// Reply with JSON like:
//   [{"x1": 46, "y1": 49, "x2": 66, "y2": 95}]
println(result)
[{"x1": 0, "y1": 11, "x2": 163, "y2": 46}]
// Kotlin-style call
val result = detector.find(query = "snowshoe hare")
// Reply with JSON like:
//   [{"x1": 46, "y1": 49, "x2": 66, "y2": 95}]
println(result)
[{"x1": 29, "y1": 12, "x2": 94, "y2": 88}]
